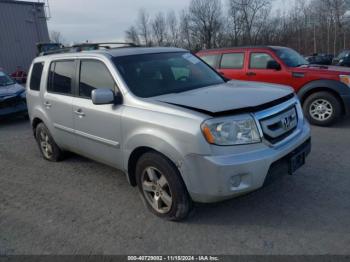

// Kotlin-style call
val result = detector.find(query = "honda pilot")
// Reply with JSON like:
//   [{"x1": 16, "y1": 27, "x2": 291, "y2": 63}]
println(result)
[{"x1": 26, "y1": 47, "x2": 311, "y2": 221}]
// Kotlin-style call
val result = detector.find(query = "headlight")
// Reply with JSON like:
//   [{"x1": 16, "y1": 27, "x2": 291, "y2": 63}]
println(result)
[
  {"x1": 339, "y1": 75, "x2": 350, "y2": 87},
  {"x1": 201, "y1": 115, "x2": 261, "y2": 146}
]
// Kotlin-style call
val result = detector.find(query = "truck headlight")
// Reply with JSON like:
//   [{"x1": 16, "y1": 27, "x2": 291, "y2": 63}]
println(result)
[
  {"x1": 339, "y1": 75, "x2": 350, "y2": 87},
  {"x1": 201, "y1": 115, "x2": 261, "y2": 146}
]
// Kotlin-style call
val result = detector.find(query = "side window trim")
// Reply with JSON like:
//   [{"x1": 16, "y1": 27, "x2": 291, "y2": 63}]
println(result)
[
  {"x1": 77, "y1": 59, "x2": 119, "y2": 100},
  {"x1": 46, "y1": 59, "x2": 76, "y2": 96}
]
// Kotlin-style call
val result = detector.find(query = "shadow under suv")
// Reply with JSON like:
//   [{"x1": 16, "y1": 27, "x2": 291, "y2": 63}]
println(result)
[{"x1": 26, "y1": 46, "x2": 311, "y2": 221}]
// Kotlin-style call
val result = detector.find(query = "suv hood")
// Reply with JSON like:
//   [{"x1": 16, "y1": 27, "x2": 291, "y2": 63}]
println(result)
[
  {"x1": 0, "y1": 83, "x2": 25, "y2": 98},
  {"x1": 299, "y1": 64, "x2": 350, "y2": 74},
  {"x1": 154, "y1": 80, "x2": 294, "y2": 116}
]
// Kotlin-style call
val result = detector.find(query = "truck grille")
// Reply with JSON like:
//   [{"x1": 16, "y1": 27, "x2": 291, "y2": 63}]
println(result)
[{"x1": 259, "y1": 106, "x2": 298, "y2": 144}]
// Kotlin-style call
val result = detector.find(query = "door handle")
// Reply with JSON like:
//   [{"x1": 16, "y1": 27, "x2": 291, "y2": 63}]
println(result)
[
  {"x1": 44, "y1": 101, "x2": 52, "y2": 108},
  {"x1": 246, "y1": 72, "x2": 256, "y2": 76},
  {"x1": 74, "y1": 109, "x2": 85, "y2": 117}
]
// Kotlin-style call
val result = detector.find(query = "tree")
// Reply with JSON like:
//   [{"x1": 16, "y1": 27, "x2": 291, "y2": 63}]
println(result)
[
  {"x1": 152, "y1": 12, "x2": 167, "y2": 46},
  {"x1": 188, "y1": 0, "x2": 223, "y2": 49},
  {"x1": 50, "y1": 31, "x2": 64, "y2": 44},
  {"x1": 125, "y1": 26, "x2": 140, "y2": 45},
  {"x1": 124, "y1": 0, "x2": 350, "y2": 55},
  {"x1": 166, "y1": 11, "x2": 179, "y2": 46},
  {"x1": 137, "y1": 9, "x2": 151, "y2": 46}
]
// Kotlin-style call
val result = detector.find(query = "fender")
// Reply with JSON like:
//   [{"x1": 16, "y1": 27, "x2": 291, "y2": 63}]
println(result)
[
  {"x1": 298, "y1": 79, "x2": 350, "y2": 100},
  {"x1": 123, "y1": 129, "x2": 195, "y2": 190}
]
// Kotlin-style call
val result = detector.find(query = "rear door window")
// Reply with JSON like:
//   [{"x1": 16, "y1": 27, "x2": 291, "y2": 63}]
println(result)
[
  {"x1": 220, "y1": 53, "x2": 244, "y2": 69},
  {"x1": 29, "y1": 63, "x2": 44, "y2": 91},
  {"x1": 47, "y1": 60, "x2": 75, "y2": 95},
  {"x1": 200, "y1": 54, "x2": 219, "y2": 67},
  {"x1": 79, "y1": 60, "x2": 116, "y2": 99}
]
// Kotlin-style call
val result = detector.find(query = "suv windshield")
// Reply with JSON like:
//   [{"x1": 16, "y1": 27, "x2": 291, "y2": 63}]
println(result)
[
  {"x1": 274, "y1": 48, "x2": 309, "y2": 67},
  {"x1": 336, "y1": 50, "x2": 350, "y2": 60},
  {"x1": 0, "y1": 72, "x2": 16, "y2": 87},
  {"x1": 113, "y1": 52, "x2": 224, "y2": 98}
]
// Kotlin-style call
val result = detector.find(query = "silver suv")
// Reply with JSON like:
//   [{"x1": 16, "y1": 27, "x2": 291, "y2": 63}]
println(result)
[{"x1": 26, "y1": 47, "x2": 311, "y2": 221}]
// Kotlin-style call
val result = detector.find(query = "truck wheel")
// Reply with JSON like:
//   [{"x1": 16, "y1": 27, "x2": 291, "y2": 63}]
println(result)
[
  {"x1": 35, "y1": 123, "x2": 64, "y2": 162},
  {"x1": 303, "y1": 91, "x2": 342, "y2": 126},
  {"x1": 135, "y1": 152, "x2": 192, "y2": 221}
]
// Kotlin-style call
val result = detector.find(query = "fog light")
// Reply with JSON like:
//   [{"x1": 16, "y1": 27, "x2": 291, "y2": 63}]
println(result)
[{"x1": 230, "y1": 175, "x2": 242, "y2": 188}]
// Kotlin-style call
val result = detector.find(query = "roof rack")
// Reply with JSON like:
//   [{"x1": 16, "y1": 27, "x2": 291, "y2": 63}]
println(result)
[{"x1": 39, "y1": 42, "x2": 139, "y2": 56}]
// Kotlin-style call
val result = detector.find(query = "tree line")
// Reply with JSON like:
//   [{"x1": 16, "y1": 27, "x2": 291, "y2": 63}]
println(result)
[{"x1": 125, "y1": 0, "x2": 350, "y2": 55}]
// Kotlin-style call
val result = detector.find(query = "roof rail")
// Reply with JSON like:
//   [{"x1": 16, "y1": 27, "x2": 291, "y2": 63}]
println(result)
[{"x1": 39, "y1": 42, "x2": 140, "y2": 56}]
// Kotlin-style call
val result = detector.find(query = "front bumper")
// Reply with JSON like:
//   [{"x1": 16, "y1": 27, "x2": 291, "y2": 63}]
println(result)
[
  {"x1": 341, "y1": 95, "x2": 350, "y2": 115},
  {"x1": 0, "y1": 101, "x2": 27, "y2": 116},
  {"x1": 183, "y1": 121, "x2": 311, "y2": 203}
]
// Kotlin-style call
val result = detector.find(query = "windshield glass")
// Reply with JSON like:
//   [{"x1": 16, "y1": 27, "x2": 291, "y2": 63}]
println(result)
[
  {"x1": 274, "y1": 48, "x2": 309, "y2": 67},
  {"x1": 0, "y1": 72, "x2": 16, "y2": 87},
  {"x1": 336, "y1": 50, "x2": 350, "y2": 60},
  {"x1": 113, "y1": 52, "x2": 224, "y2": 98}
]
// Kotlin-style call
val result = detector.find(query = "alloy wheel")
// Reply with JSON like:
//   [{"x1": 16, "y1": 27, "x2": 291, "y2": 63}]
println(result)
[
  {"x1": 141, "y1": 167, "x2": 173, "y2": 214},
  {"x1": 309, "y1": 99, "x2": 333, "y2": 121},
  {"x1": 39, "y1": 130, "x2": 53, "y2": 159}
]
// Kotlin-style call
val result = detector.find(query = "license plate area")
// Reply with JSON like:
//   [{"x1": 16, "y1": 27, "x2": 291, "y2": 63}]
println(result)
[
  {"x1": 289, "y1": 151, "x2": 306, "y2": 174},
  {"x1": 288, "y1": 139, "x2": 311, "y2": 175}
]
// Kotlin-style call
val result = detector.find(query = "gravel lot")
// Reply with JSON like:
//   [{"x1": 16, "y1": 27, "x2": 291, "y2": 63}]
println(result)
[{"x1": 0, "y1": 117, "x2": 349, "y2": 255}]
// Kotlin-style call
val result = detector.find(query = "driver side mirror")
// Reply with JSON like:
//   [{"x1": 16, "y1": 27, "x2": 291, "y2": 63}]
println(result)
[
  {"x1": 267, "y1": 61, "x2": 281, "y2": 71},
  {"x1": 91, "y1": 89, "x2": 122, "y2": 105}
]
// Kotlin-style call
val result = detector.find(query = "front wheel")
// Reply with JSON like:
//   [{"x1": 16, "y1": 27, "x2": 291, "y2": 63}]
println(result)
[
  {"x1": 135, "y1": 152, "x2": 192, "y2": 221},
  {"x1": 303, "y1": 91, "x2": 342, "y2": 126}
]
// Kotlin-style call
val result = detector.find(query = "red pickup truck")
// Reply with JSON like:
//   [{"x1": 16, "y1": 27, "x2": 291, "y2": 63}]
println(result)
[{"x1": 197, "y1": 46, "x2": 350, "y2": 126}]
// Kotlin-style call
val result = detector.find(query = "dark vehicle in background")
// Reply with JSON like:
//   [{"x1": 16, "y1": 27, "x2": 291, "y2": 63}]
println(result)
[
  {"x1": 197, "y1": 46, "x2": 350, "y2": 126},
  {"x1": 332, "y1": 50, "x2": 350, "y2": 67},
  {"x1": 36, "y1": 43, "x2": 64, "y2": 56},
  {"x1": 0, "y1": 70, "x2": 27, "y2": 118},
  {"x1": 305, "y1": 53, "x2": 333, "y2": 65}
]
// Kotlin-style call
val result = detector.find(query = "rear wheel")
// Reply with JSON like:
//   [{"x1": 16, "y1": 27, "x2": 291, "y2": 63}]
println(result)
[
  {"x1": 303, "y1": 91, "x2": 342, "y2": 126},
  {"x1": 35, "y1": 123, "x2": 64, "y2": 161},
  {"x1": 135, "y1": 152, "x2": 192, "y2": 221}
]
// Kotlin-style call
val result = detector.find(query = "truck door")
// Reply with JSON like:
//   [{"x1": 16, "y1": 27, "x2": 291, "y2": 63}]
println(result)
[{"x1": 246, "y1": 51, "x2": 291, "y2": 86}]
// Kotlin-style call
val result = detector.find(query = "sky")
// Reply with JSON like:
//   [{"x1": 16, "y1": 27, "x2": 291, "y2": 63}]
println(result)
[{"x1": 40, "y1": 0, "x2": 286, "y2": 44}]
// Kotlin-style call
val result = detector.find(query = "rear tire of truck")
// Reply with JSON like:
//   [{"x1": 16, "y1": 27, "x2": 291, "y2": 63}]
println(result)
[
  {"x1": 35, "y1": 123, "x2": 64, "y2": 162},
  {"x1": 135, "y1": 152, "x2": 192, "y2": 221},
  {"x1": 303, "y1": 91, "x2": 342, "y2": 127}
]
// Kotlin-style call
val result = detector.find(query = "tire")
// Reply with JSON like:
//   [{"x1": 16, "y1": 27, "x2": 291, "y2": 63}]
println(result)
[
  {"x1": 135, "y1": 152, "x2": 192, "y2": 221},
  {"x1": 303, "y1": 91, "x2": 342, "y2": 126},
  {"x1": 35, "y1": 123, "x2": 64, "y2": 162}
]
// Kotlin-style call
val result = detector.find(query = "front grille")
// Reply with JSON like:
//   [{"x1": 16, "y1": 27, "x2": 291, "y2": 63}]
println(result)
[
  {"x1": 0, "y1": 96, "x2": 25, "y2": 109},
  {"x1": 260, "y1": 106, "x2": 298, "y2": 144}
]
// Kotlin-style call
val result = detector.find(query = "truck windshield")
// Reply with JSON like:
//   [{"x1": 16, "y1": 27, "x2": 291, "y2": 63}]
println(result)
[
  {"x1": 274, "y1": 48, "x2": 309, "y2": 67},
  {"x1": 113, "y1": 52, "x2": 224, "y2": 98},
  {"x1": 0, "y1": 72, "x2": 16, "y2": 87},
  {"x1": 335, "y1": 50, "x2": 350, "y2": 60}
]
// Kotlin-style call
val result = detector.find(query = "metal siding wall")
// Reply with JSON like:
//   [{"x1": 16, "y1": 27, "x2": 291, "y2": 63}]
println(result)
[{"x1": 0, "y1": 1, "x2": 49, "y2": 73}]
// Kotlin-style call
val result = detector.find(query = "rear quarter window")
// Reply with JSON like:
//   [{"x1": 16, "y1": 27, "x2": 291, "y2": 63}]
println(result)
[
  {"x1": 200, "y1": 54, "x2": 219, "y2": 67},
  {"x1": 29, "y1": 62, "x2": 44, "y2": 91}
]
